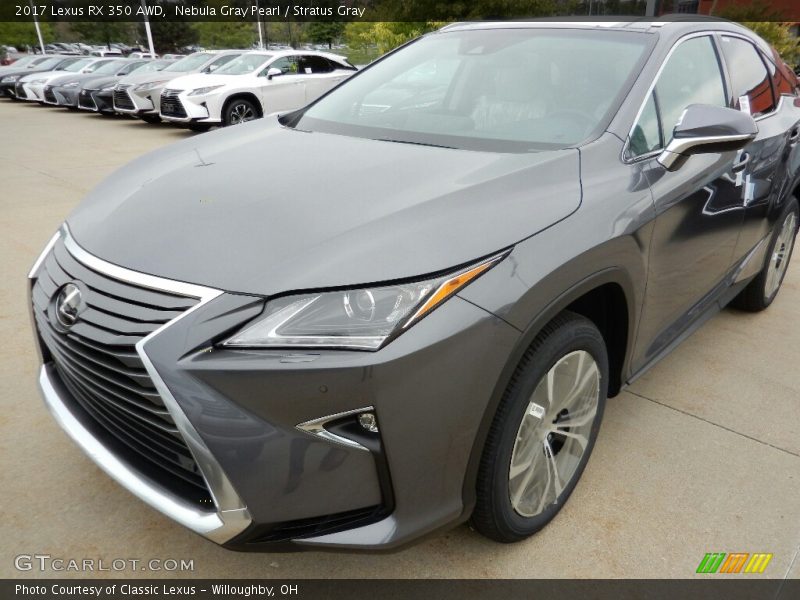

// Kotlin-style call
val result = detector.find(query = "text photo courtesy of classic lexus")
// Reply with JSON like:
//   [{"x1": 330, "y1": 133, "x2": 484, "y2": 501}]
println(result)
[{"x1": 3, "y1": 14, "x2": 800, "y2": 575}]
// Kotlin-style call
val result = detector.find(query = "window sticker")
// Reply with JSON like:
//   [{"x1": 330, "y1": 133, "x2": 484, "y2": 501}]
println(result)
[
  {"x1": 739, "y1": 95, "x2": 751, "y2": 115},
  {"x1": 305, "y1": 67, "x2": 312, "y2": 74}
]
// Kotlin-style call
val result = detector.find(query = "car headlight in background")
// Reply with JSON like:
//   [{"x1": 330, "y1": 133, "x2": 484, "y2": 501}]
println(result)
[
  {"x1": 63, "y1": 81, "x2": 80, "y2": 88},
  {"x1": 28, "y1": 79, "x2": 46, "y2": 85},
  {"x1": 134, "y1": 80, "x2": 168, "y2": 92},
  {"x1": 2, "y1": 75, "x2": 20, "y2": 82},
  {"x1": 188, "y1": 85, "x2": 224, "y2": 96},
  {"x1": 224, "y1": 252, "x2": 508, "y2": 350},
  {"x1": 100, "y1": 85, "x2": 115, "y2": 92}
]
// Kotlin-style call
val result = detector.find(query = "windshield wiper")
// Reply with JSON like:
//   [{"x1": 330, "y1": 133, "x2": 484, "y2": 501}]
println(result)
[{"x1": 374, "y1": 138, "x2": 457, "y2": 150}]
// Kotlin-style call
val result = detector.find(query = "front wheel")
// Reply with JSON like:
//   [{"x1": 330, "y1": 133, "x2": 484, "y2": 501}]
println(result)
[
  {"x1": 223, "y1": 98, "x2": 259, "y2": 126},
  {"x1": 472, "y1": 311, "x2": 608, "y2": 543},
  {"x1": 732, "y1": 197, "x2": 798, "y2": 312}
]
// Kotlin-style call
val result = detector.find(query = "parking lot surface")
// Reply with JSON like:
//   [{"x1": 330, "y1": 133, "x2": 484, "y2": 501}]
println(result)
[{"x1": 1, "y1": 102, "x2": 798, "y2": 580}]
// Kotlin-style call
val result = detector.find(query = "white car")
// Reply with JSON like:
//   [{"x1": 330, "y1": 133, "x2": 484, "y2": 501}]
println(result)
[
  {"x1": 159, "y1": 50, "x2": 356, "y2": 128},
  {"x1": 113, "y1": 50, "x2": 243, "y2": 123},
  {"x1": 18, "y1": 57, "x2": 105, "y2": 102}
]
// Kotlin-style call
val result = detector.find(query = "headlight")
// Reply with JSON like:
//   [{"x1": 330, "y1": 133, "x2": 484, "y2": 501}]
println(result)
[
  {"x1": 63, "y1": 81, "x2": 79, "y2": 88},
  {"x1": 188, "y1": 85, "x2": 224, "y2": 96},
  {"x1": 134, "y1": 80, "x2": 168, "y2": 92},
  {"x1": 100, "y1": 85, "x2": 115, "y2": 92},
  {"x1": 29, "y1": 79, "x2": 46, "y2": 85},
  {"x1": 224, "y1": 252, "x2": 507, "y2": 350},
  {"x1": 2, "y1": 75, "x2": 20, "y2": 82}
]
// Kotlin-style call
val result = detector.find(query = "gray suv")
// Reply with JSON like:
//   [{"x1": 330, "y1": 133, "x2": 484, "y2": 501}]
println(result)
[{"x1": 29, "y1": 20, "x2": 800, "y2": 551}]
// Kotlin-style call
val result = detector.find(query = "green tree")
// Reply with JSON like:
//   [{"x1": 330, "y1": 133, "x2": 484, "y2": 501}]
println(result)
[
  {"x1": 194, "y1": 22, "x2": 256, "y2": 49},
  {"x1": 141, "y1": 20, "x2": 198, "y2": 53},
  {"x1": 70, "y1": 22, "x2": 136, "y2": 47},
  {"x1": 0, "y1": 20, "x2": 55, "y2": 49},
  {"x1": 307, "y1": 22, "x2": 345, "y2": 49}
]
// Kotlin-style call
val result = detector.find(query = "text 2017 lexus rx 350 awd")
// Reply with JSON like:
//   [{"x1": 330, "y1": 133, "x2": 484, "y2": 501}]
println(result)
[{"x1": 30, "y1": 21, "x2": 800, "y2": 551}]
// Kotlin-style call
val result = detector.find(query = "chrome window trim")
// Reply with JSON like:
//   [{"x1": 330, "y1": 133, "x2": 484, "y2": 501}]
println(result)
[
  {"x1": 29, "y1": 225, "x2": 251, "y2": 544},
  {"x1": 622, "y1": 31, "x2": 722, "y2": 164},
  {"x1": 623, "y1": 29, "x2": 786, "y2": 164}
]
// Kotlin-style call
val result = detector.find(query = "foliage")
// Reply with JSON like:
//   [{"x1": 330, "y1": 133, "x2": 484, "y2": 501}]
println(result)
[
  {"x1": 0, "y1": 20, "x2": 55, "y2": 49},
  {"x1": 70, "y1": 22, "x2": 136, "y2": 47},
  {"x1": 715, "y1": 1, "x2": 800, "y2": 65},
  {"x1": 307, "y1": 22, "x2": 346, "y2": 48},
  {"x1": 194, "y1": 22, "x2": 256, "y2": 49},
  {"x1": 140, "y1": 20, "x2": 198, "y2": 53}
]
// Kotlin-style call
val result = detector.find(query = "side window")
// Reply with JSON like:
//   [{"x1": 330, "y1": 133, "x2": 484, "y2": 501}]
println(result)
[
  {"x1": 629, "y1": 92, "x2": 662, "y2": 157},
  {"x1": 267, "y1": 56, "x2": 299, "y2": 76},
  {"x1": 761, "y1": 50, "x2": 796, "y2": 99},
  {"x1": 719, "y1": 36, "x2": 776, "y2": 117},
  {"x1": 297, "y1": 55, "x2": 333, "y2": 74},
  {"x1": 628, "y1": 36, "x2": 726, "y2": 158},
  {"x1": 655, "y1": 36, "x2": 726, "y2": 144}
]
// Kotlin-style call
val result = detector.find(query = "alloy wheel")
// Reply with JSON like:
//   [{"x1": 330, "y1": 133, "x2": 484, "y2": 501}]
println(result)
[
  {"x1": 229, "y1": 103, "x2": 256, "y2": 125},
  {"x1": 508, "y1": 350, "x2": 600, "y2": 518},
  {"x1": 765, "y1": 212, "x2": 797, "y2": 299}
]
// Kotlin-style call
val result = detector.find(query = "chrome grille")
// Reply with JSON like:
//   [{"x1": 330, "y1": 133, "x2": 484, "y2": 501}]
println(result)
[
  {"x1": 160, "y1": 89, "x2": 187, "y2": 118},
  {"x1": 78, "y1": 89, "x2": 96, "y2": 110},
  {"x1": 113, "y1": 85, "x2": 135, "y2": 110},
  {"x1": 31, "y1": 238, "x2": 212, "y2": 503}
]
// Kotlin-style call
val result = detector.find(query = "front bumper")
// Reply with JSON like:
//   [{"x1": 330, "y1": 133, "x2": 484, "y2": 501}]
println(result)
[
  {"x1": 21, "y1": 81, "x2": 44, "y2": 101},
  {"x1": 160, "y1": 88, "x2": 221, "y2": 124},
  {"x1": 51, "y1": 86, "x2": 80, "y2": 107},
  {"x1": 92, "y1": 89, "x2": 114, "y2": 113},
  {"x1": 30, "y1": 226, "x2": 519, "y2": 550},
  {"x1": 113, "y1": 84, "x2": 163, "y2": 116}
]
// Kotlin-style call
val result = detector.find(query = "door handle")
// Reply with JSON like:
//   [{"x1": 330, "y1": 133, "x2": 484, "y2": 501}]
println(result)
[{"x1": 732, "y1": 152, "x2": 750, "y2": 173}]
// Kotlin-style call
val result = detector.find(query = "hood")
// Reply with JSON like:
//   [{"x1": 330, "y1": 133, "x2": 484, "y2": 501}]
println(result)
[
  {"x1": 67, "y1": 118, "x2": 580, "y2": 296},
  {"x1": 20, "y1": 70, "x2": 62, "y2": 82},
  {"x1": 167, "y1": 73, "x2": 232, "y2": 91},
  {"x1": 80, "y1": 75, "x2": 118, "y2": 90},
  {"x1": 118, "y1": 69, "x2": 180, "y2": 86}
]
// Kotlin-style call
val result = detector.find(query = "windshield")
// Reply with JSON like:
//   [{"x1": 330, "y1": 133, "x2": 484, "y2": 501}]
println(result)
[
  {"x1": 118, "y1": 60, "x2": 147, "y2": 75},
  {"x1": 164, "y1": 52, "x2": 213, "y2": 73},
  {"x1": 64, "y1": 58, "x2": 93, "y2": 72},
  {"x1": 130, "y1": 59, "x2": 172, "y2": 74},
  {"x1": 7, "y1": 56, "x2": 38, "y2": 68},
  {"x1": 215, "y1": 53, "x2": 273, "y2": 75},
  {"x1": 84, "y1": 59, "x2": 112, "y2": 73},
  {"x1": 93, "y1": 59, "x2": 127, "y2": 75},
  {"x1": 36, "y1": 57, "x2": 63, "y2": 70},
  {"x1": 291, "y1": 29, "x2": 653, "y2": 152}
]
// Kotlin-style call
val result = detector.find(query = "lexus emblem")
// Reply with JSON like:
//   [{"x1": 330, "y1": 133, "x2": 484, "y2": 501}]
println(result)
[{"x1": 55, "y1": 283, "x2": 83, "y2": 328}]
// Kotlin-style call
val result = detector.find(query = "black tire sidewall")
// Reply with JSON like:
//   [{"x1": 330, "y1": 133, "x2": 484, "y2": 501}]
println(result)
[
  {"x1": 489, "y1": 316, "x2": 609, "y2": 540},
  {"x1": 224, "y1": 99, "x2": 257, "y2": 126}
]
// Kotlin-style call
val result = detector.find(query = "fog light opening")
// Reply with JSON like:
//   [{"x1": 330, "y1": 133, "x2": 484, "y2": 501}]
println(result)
[{"x1": 358, "y1": 412, "x2": 379, "y2": 433}]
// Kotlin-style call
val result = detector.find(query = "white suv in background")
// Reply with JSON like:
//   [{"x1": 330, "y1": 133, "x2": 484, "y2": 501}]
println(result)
[
  {"x1": 113, "y1": 50, "x2": 242, "y2": 123},
  {"x1": 159, "y1": 50, "x2": 356, "y2": 129}
]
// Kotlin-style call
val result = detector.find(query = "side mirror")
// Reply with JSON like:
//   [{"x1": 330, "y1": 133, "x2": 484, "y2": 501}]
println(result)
[
  {"x1": 266, "y1": 67, "x2": 282, "y2": 80},
  {"x1": 658, "y1": 104, "x2": 757, "y2": 171}
]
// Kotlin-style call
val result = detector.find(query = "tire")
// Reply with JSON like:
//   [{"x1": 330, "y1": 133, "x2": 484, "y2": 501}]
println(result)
[
  {"x1": 732, "y1": 197, "x2": 798, "y2": 312},
  {"x1": 140, "y1": 114, "x2": 160, "y2": 124},
  {"x1": 223, "y1": 98, "x2": 259, "y2": 126},
  {"x1": 472, "y1": 311, "x2": 608, "y2": 543}
]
